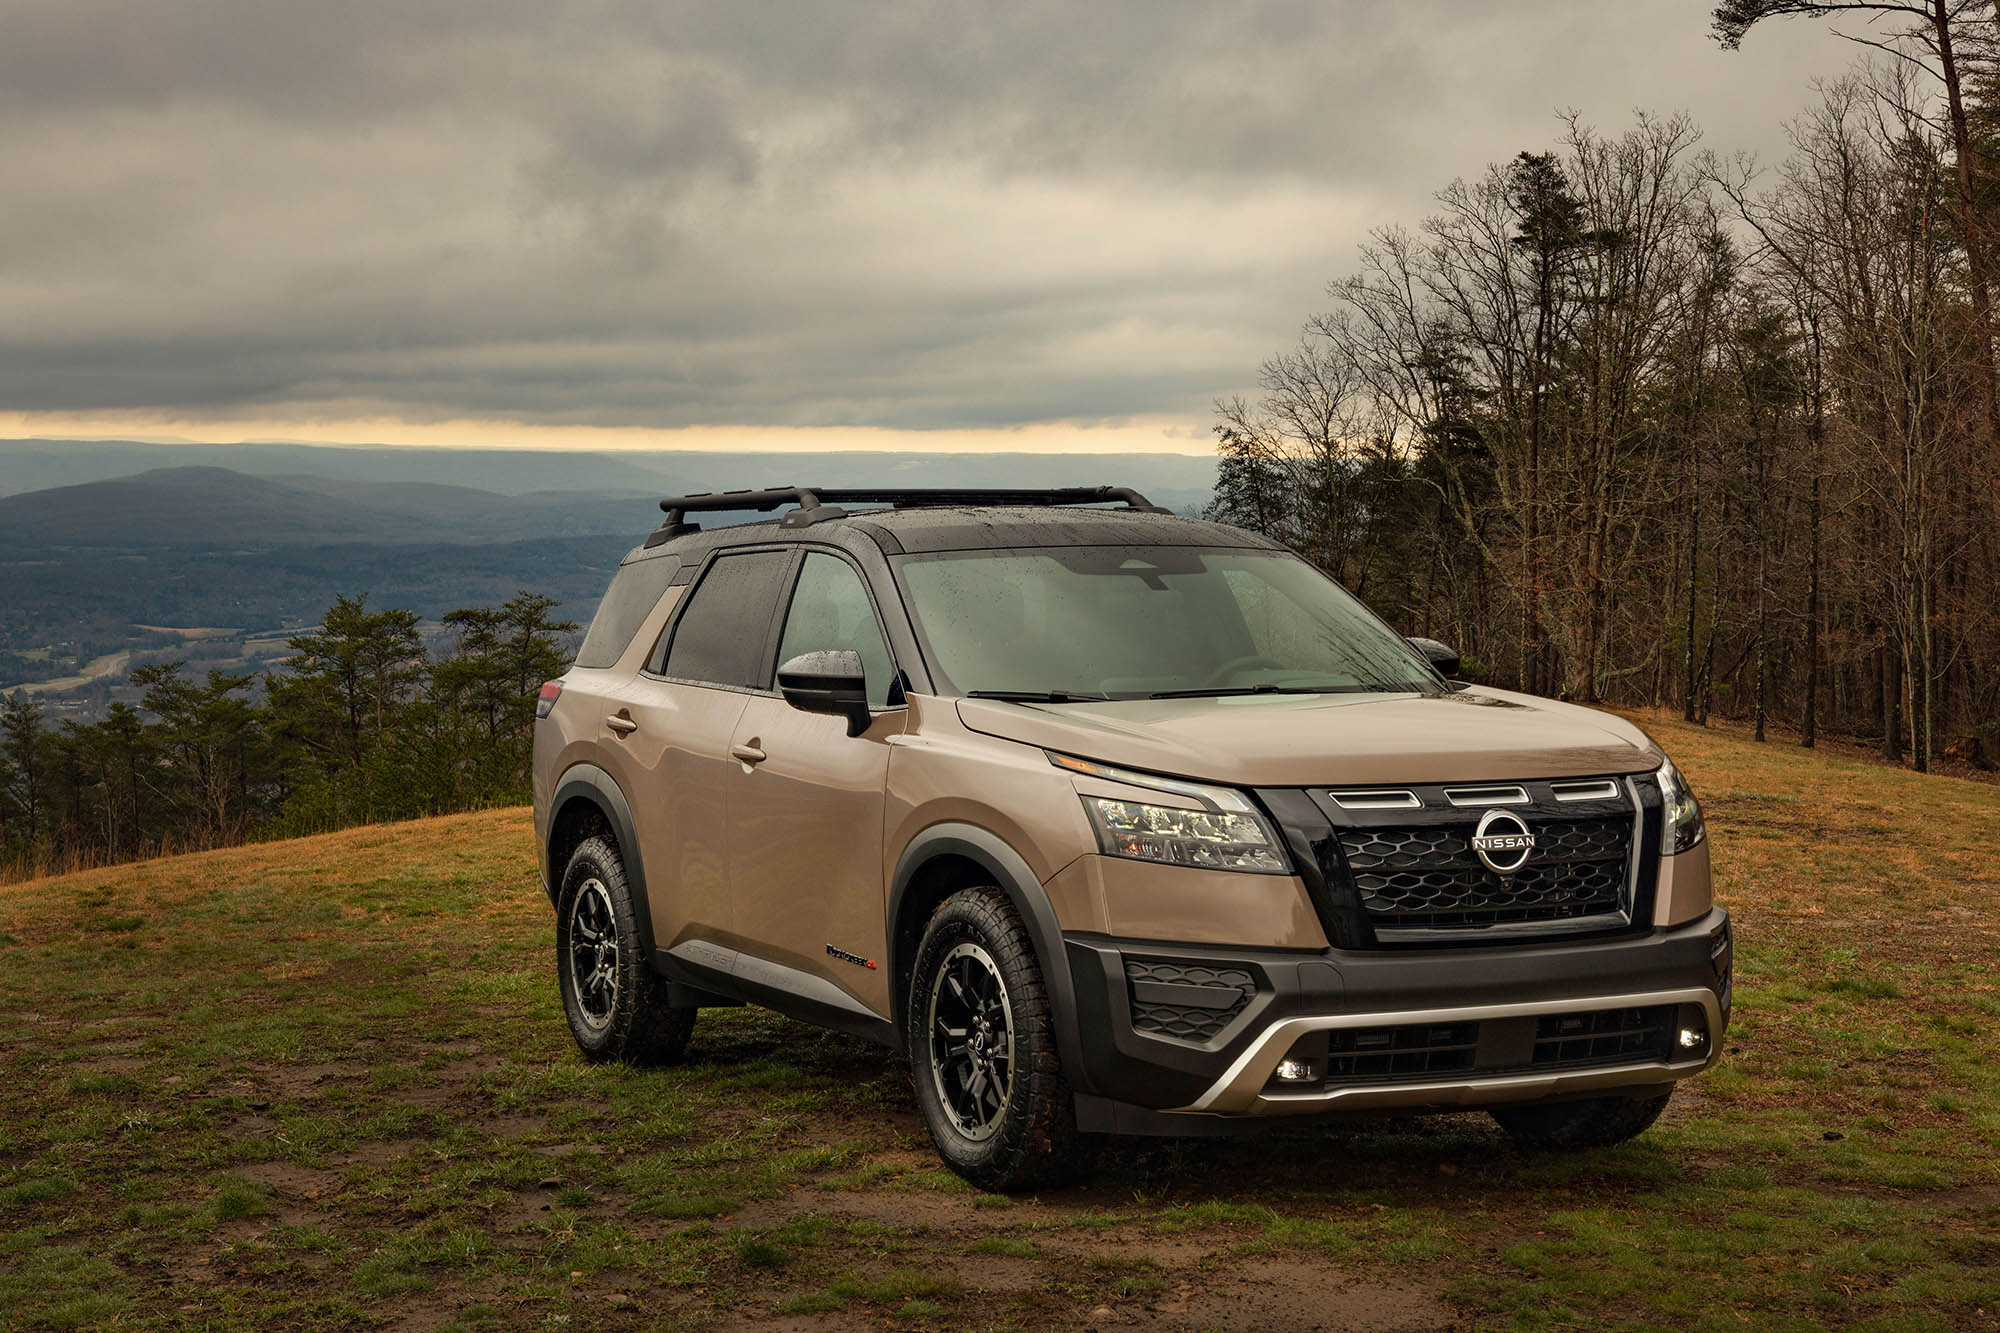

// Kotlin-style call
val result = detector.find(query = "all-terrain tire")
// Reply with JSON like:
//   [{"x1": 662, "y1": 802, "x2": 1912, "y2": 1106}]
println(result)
[
  {"x1": 556, "y1": 836, "x2": 695, "y2": 1065},
  {"x1": 909, "y1": 886, "x2": 1091, "y2": 1192},
  {"x1": 1490, "y1": 1087, "x2": 1673, "y2": 1149}
]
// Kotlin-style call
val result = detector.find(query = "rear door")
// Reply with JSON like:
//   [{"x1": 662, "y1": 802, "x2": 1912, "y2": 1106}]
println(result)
[
  {"x1": 726, "y1": 549, "x2": 906, "y2": 1018},
  {"x1": 603, "y1": 547, "x2": 793, "y2": 956}
]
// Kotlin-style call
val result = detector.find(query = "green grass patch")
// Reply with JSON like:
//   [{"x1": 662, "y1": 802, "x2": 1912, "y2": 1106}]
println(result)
[
  {"x1": 734, "y1": 1235, "x2": 789, "y2": 1268},
  {"x1": 0, "y1": 732, "x2": 1993, "y2": 1330}
]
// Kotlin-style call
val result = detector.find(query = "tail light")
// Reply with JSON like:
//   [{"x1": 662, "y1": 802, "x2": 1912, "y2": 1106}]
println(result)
[{"x1": 536, "y1": 681, "x2": 563, "y2": 720}]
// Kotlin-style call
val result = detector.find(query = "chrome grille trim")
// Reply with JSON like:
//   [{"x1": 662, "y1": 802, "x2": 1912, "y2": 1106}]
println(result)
[
  {"x1": 1552, "y1": 779, "x2": 1621, "y2": 802},
  {"x1": 1328, "y1": 789, "x2": 1422, "y2": 810},
  {"x1": 1443, "y1": 785, "x2": 1530, "y2": 807}
]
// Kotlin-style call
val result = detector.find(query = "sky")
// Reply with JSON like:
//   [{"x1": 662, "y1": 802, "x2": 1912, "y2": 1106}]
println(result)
[{"x1": 1, "y1": 1, "x2": 1859, "y2": 455}]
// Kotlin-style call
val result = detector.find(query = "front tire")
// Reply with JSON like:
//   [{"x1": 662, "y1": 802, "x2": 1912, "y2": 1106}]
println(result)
[
  {"x1": 908, "y1": 886, "x2": 1088, "y2": 1192},
  {"x1": 556, "y1": 836, "x2": 694, "y2": 1065},
  {"x1": 1490, "y1": 1087, "x2": 1673, "y2": 1149}
]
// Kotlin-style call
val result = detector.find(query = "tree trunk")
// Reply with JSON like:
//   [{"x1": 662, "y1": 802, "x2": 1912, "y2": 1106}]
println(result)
[
  {"x1": 1932, "y1": 0, "x2": 2000, "y2": 522},
  {"x1": 1683, "y1": 445, "x2": 1702, "y2": 723},
  {"x1": 1803, "y1": 312, "x2": 1824, "y2": 748},
  {"x1": 1883, "y1": 638, "x2": 1904, "y2": 763}
]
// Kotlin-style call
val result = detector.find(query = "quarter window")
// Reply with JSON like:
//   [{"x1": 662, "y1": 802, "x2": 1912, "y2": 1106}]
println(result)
[
  {"x1": 657, "y1": 550, "x2": 792, "y2": 688},
  {"x1": 774, "y1": 552, "x2": 896, "y2": 707},
  {"x1": 573, "y1": 555, "x2": 681, "y2": 669}
]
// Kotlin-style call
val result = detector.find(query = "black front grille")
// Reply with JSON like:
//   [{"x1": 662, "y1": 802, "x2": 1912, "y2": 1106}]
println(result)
[
  {"x1": 1531, "y1": 1006, "x2": 1673, "y2": 1069},
  {"x1": 1339, "y1": 814, "x2": 1630, "y2": 932},
  {"x1": 1125, "y1": 959, "x2": 1256, "y2": 1044}
]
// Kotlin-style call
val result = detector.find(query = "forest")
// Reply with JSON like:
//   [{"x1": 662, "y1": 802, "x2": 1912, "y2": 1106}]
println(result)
[
  {"x1": 0, "y1": 592, "x2": 572, "y2": 882},
  {"x1": 1207, "y1": 1, "x2": 2000, "y2": 773}
]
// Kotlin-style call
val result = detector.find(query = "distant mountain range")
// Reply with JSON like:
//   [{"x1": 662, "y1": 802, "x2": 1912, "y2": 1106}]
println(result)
[
  {"x1": 0, "y1": 442, "x2": 1219, "y2": 709},
  {"x1": 0, "y1": 438, "x2": 1218, "y2": 515},
  {"x1": 0, "y1": 466, "x2": 661, "y2": 548}
]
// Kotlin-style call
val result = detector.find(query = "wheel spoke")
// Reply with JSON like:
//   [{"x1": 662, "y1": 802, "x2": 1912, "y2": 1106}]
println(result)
[
  {"x1": 565, "y1": 882, "x2": 625, "y2": 1026},
  {"x1": 926, "y1": 940, "x2": 1019, "y2": 1140}
]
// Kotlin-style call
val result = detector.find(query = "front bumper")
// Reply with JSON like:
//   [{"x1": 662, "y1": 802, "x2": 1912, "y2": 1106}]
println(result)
[{"x1": 1063, "y1": 906, "x2": 1731, "y2": 1123}]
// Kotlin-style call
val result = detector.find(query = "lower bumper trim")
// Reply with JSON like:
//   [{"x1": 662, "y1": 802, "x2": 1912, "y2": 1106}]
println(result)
[{"x1": 1179, "y1": 986, "x2": 1723, "y2": 1114}]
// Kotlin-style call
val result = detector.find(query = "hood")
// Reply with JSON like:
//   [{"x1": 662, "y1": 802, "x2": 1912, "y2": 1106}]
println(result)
[{"x1": 954, "y1": 687, "x2": 1663, "y2": 788}]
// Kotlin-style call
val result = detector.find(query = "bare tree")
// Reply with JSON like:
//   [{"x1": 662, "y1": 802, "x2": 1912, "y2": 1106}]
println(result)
[{"x1": 1718, "y1": 0, "x2": 2000, "y2": 522}]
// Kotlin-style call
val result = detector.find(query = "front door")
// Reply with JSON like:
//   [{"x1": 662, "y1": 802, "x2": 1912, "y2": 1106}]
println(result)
[{"x1": 727, "y1": 550, "x2": 905, "y2": 1018}]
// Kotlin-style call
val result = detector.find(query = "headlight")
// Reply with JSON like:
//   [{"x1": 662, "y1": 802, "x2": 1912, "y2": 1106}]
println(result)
[
  {"x1": 1656, "y1": 757, "x2": 1705, "y2": 853},
  {"x1": 1049, "y1": 752, "x2": 1289, "y2": 874}
]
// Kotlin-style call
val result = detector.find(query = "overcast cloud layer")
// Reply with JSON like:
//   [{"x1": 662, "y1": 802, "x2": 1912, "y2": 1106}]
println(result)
[{"x1": 0, "y1": 1, "x2": 1853, "y2": 436}]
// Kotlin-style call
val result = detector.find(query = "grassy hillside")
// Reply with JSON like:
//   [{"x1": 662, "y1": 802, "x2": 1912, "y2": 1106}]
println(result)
[{"x1": 0, "y1": 715, "x2": 1994, "y2": 1331}]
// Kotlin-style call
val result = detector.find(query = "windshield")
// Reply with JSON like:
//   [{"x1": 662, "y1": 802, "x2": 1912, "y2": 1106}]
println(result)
[{"x1": 893, "y1": 546, "x2": 1441, "y2": 699}]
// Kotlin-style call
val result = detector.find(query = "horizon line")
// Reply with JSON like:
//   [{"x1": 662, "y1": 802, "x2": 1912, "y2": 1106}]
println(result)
[{"x1": 0, "y1": 414, "x2": 1221, "y2": 457}]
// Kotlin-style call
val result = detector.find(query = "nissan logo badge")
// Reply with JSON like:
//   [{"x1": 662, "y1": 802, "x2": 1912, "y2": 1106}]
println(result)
[{"x1": 1471, "y1": 808, "x2": 1535, "y2": 875}]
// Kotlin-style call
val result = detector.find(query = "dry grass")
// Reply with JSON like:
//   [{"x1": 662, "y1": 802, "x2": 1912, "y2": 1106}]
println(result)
[{"x1": 0, "y1": 717, "x2": 1995, "y2": 1330}]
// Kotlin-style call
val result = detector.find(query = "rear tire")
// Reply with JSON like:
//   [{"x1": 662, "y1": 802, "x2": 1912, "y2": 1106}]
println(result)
[
  {"x1": 909, "y1": 886, "x2": 1089, "y2": 1192},
  {"x1": 556, "y1": 836, "x2": 694, "y2": 1065},
  {"x1": 1490, "y1": 1087, "x2": 1673, "y2": 1149}
]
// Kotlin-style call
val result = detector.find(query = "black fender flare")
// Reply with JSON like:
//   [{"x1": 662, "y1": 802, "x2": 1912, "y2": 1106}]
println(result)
[
  {"x1": 547, "y1": 763, "x2": 659, "y2": 958},
  {"x1": 887, "y1": 824, "x2": 1092, "y2": 1095}
]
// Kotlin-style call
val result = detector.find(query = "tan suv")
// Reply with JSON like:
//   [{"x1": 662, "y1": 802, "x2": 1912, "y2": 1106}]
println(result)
[{"x1": 533, "y1": 486, "x2": 1730, "y2": 1190}]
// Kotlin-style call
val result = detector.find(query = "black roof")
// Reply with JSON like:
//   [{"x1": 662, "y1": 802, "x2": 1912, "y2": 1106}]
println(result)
[{"x1": 840, "y1": 504, "x2": 1273, "y2": 554}]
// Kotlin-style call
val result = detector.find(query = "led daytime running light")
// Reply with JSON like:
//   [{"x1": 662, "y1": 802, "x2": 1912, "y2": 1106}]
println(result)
[
  {"x1": 1656, "y1": 757, "x2": 1706, "y2": 854},
  {"x1": 1049, "y1": 751, "x2": 1289, "y2": 874}
]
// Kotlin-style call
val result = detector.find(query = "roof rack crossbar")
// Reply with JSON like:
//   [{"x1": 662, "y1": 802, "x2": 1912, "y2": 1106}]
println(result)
[
  {"x1": 812, "y1": 486, "x2": 1170, "y2": 514},
  {"x1": 652, "y1": 484, "x2": 1170, "y2": 537}
]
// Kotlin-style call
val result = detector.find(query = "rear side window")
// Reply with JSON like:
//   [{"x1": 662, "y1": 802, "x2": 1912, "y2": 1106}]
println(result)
[
  {"x1": 658, "y1": 550, "x2": 792, "y2": 688},
  {"x1": 573, "y1": 555, "x2": 680, "y2": 669}
]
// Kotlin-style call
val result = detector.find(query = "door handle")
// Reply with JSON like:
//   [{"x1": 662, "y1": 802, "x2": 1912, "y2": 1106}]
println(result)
[
  {"x1": 606, "y1": 712, "x2": 639, "y2": 735},
  {"x1": 730, "y1": 742, "x2": 767, "y2": 765}
]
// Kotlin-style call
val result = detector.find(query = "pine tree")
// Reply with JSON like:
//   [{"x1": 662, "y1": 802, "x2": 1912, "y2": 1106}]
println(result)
[
  {"x1": 1203, "y1": 435, "x2": 1292, "y2": 541},
  {"x1": 1, "y1": 693, "x2": 48, "y2": 859}
]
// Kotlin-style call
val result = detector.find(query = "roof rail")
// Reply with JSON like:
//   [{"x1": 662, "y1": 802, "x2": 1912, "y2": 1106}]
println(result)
[{"x1": 647, "y1": 485, "x2": 1172, "y2": 543}]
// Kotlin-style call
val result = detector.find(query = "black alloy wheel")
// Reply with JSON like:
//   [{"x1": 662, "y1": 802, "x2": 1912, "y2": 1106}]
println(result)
[
  {"x1": 566, "y1": 876, "x2": 620, "y2": 1034},
  {"x1": 907, "y1": 885, "x2": 1090, "y2": 1191},
  {"x1": 926, "y1": 941, "x2": 1016, "y2": 1141},
  {"x1": 555, "y1": 835, "x2": 695, "y2": 1064}
]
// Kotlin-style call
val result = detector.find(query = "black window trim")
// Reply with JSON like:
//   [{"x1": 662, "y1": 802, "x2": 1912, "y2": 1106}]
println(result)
[
  {"x1": 768, "y1": 543, "x2": 908, "y2": 714},
  {"x1": 642, "y1": 544, "x2": 800, "y2": 696}
]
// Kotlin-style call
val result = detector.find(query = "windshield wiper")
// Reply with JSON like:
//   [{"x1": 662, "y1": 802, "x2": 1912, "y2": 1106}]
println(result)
[
  {"x1": 1147, "y1": 684, "x2": 1350, "y2": 699},
  {"x1": 965, "y1": 689, "x2": 1110, "y2": 703}
]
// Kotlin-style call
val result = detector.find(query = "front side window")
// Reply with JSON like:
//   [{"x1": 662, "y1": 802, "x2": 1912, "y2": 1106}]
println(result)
[
  {"x1": 774, "y1": 552, "x2": 896, "y2": 706},
  {"x1": 893, "y1": 547, "x2": 1438, "y2": 699},
  {"x1": 657, "y1": 549, "x2": 791, "y2": 688}
]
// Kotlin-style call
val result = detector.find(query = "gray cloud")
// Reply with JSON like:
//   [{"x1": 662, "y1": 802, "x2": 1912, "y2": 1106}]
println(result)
[{"x1": 0, "y1": 1, "x2": 1854, "y2": 430}]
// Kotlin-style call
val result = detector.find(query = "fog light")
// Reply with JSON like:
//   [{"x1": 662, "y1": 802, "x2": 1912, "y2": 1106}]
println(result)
[
  {"x1": 1275, "y1": 1058, "x2": 1318, "y2": 1083},
  {"x1": 1673, "y1": 1002, "x2": 1711, "y2": 1058}
]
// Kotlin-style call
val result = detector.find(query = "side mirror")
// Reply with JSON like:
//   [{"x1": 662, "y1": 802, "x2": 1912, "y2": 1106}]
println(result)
[
  {"x1": 777, "y1": 650, "x2": 873, "y2": 736},
  {"x1": 1407, "y1": 636, "x2": 1462, "y2": 680}
]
